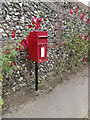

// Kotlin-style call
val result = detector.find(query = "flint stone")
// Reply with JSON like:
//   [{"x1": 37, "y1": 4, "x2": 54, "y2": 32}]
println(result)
[
  {"x1": 20, "y1": 26, "x2": 23, "y2": 30},
  {"x1": 14, "y1": 4, "x2": 20, "y2": 9},
  {"x1": 12, "y1": 87, "x2": 16, "y2": 91},
  {"x1": 16, "y1": 30, "x2": 21, "y2": 34},
  {"x1": 15, "y1": 12, "x2": 20, "y2": 16},
  {"x1": 0, "y1": 29, "x2": 4, "y2": 33},
  {"x1": 19, "y1": 3, "x2": 22, "y2": 7},
  {"x1": 20, "y1": 83, "x2": 26, "y2": 87},
  {"x1": 25, "y1": 3, "x2": 29, "y2": 7},
  {"x1": 19, "y1": 34, "x2": 23, "y2": 37},
  {"x1": 19, "y1": 77, "x2": 23, "y2": 81},
  {"x1": 6, "y1": 15, "x2": 10, "y2": 21},
  {"x1": 2, "y1": 33, "x2": 7, "y2": 37},
  {"x1": 22, "y1": 64, "x2": 25, "y2": 67},
  {"x1": 24, "y1": 20, "x2": 28, "y2": 23},
  {"x1": 20, "y1": 16, "x2": 24, "y2": 24},
  {"x1": 13, "y1": 17, "x2": 18, "y2": 21},
  {"x1": 9, "y1": 7, "x2": 12, "y2": 12},
  {"x1": 16, "y1": 26, "x2": 19, "y2": 29},
  {"x1": 13, "y1": 85, "x2": 20, "y2": 91},
  {"x1": 5, "y1": 30, "x2": 9, "y2": 34},
  {"x1": 17, "y1": 71, "x2": 19, "y2": 74},
  {"x1": 25, "y1": 67, "x2": 27, "y2": 72},
  {"x1": 6, "y1": 1, "x2": 11, "y2": 6}
]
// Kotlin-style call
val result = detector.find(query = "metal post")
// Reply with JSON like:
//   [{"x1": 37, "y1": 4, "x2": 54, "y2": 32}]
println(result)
[{"x1": 35, "y1": 62, "x2": 38, "y2": 91}]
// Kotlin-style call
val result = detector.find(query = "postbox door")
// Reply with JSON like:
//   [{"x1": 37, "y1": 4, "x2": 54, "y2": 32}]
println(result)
[{"x1": 37, "y1": 44, "x2": 47, "y2": 63}]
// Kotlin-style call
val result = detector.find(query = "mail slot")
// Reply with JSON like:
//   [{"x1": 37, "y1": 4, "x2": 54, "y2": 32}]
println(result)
[{"x1": 28, "y1": 31, "x2": 48, "y2": 63}]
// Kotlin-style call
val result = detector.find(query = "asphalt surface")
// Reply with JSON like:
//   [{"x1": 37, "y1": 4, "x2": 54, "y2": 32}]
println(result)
[{"x1": 2, "y1": 67, "x2": 88, "y2": 118}]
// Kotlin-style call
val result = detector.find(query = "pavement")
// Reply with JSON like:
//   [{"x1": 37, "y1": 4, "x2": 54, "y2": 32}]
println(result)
[{"x1": 2, "y1": 66, "x2": 88, "y2": 118}]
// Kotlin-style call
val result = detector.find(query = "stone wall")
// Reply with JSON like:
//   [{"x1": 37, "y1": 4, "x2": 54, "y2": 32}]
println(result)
[
  {"x1": 0, "y1": 1, "x2": 89, "y2": 43},
  {"x1": 61, "y1": 2, "x2": 89, "y2": 41},
  {"x1": 1, "y1": 0, "x2": 89, "y2": 94},
  {"x1": 0, "y1": 1, "x2": 58, "y2": 44}
]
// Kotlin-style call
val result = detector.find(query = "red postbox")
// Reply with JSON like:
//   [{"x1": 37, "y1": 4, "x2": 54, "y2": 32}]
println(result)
[{"x1": 28, "y1": 31, "x2": 47, "y2": 63}]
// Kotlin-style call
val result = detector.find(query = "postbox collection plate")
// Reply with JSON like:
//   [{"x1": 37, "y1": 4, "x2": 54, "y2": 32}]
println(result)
[{"x1": 41, "y1": 47, "x2": 45, "y2": 58}]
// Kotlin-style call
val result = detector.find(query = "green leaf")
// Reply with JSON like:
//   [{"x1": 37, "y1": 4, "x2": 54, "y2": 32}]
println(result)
[
  {"x1": 14, "y1": 44, "x2": 16, "y2": 47},
  {"x1": 2, "y1": 54, "x2": 6, "y2": 59},
  {"x1": 17, "y1": 46, "x2": 19, "y2": 49},
  {"x1": 0, "y1": 61, "x2": 3, "y2": 66},
  {"x1": 14, "y1": 57, "x2": 17, "y2": 62},
  {"x1": 10, "y1": 50, "x2": 13, "y2": 53},
  {"x1": 13, "y1": 51, "x2": 17, "y2": 56},
  {"x1": 0, "y1": 96, "x2": 4, "y2": 110},
  {"x1": 38, "y1": 78, "x2": 41, "y2": 84},
  {"x1": 18, "y1": 43, "x2": 21, "y2": 46},
  {"x1": 0, "y1": 82, "x2": 2, "y2": 86},
  {"x1": 10, "y1": 50, "x2": 17, "y2": 56},
  {"x1": 21, "y1": 45, "x2": 24, "y2": 49},
  {"x1": 9, "y1": 69, "x2": 13, "y2": 75},
  {"x1": 6, "y1": 67, "x2": 13, "y2": 75},
  {"x1": 16, "y1": 40, "x2": 19, "y2": 42},
  {"x1": 0, "y1": 74, "x2": 3, "y2": 81}
]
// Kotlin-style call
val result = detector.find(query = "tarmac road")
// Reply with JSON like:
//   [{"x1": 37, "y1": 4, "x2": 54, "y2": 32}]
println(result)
[{"x1": 3, "y1": 67, "x2": 88, "y2": 118}]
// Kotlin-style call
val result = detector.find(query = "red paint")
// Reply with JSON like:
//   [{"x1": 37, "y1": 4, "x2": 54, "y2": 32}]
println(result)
[{"x1": 28, "y1": 31, "x2": 48, "y2": 63}]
